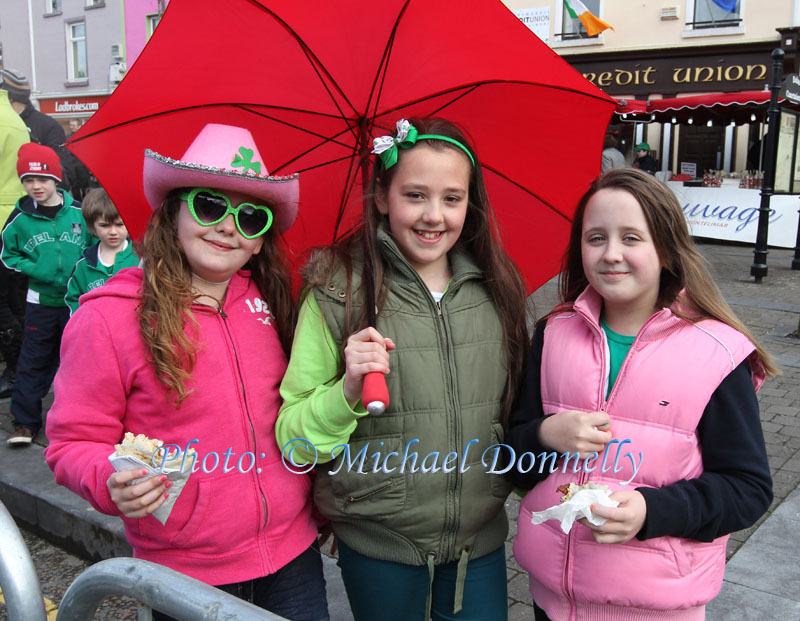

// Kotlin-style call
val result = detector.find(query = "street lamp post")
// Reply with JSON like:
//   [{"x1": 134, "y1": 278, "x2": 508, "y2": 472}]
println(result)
[{"x1": 750, "y1": 48, "x2": 784, "y2": 283}]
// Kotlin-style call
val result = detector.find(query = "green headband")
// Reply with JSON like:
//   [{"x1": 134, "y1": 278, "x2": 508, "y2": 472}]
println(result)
[{"x1": 371, "y1": 119, "x2": 476, "y2": 169}]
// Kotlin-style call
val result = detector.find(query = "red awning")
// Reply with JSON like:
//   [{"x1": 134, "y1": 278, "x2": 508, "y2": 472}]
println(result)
[
  {"x1": 612, "y1": 90, "x2": 797, "y2": 126},
  {"x1": 647, "y1": 91, "x2": 775, "y2": 125}
]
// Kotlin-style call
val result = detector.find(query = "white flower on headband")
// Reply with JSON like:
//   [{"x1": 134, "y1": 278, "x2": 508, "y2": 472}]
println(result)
[
  {"x1": 394, "y1": 119, "x2": 411, "y2": 143},
  {"x1": 371, "y1": 119, "x2": 412, "y2": 156},
  {"x1": 371, "y1": 135, "x2": 395, "y2": 155}
]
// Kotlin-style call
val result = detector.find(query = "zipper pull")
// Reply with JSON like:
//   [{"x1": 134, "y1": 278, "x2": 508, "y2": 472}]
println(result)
[
  {"x1": 436, "y1": 300, "x2": 443, "y2": 317},
  {"x1": 219, "y1": 308, "x2": 228, "y2": 319}
]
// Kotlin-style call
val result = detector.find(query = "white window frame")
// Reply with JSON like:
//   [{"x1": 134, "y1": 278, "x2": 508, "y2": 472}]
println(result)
[
  {"x1": 682, "y1": 0, "x2": 745, "y2": 38},
  {"x1": 65, "y1": 20, "x2": 88, "y2": 81},
  {"x1": 44, "y1": 0, "x2": 61, "y2": 15},
  {"x1": 552, "y1": 0, "x2": 606, "y2": 49},
  {"x1": 146, "y1": 13, "x2": 161, "y2": 39},
  {"x1": 85, "y1": 0, "x2": 105, "y2": 8}
]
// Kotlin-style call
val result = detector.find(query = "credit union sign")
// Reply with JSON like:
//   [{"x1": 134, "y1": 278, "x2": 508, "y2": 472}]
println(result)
[{"x1": 567, "y1": 50, "x2": 771, "y2": 95}]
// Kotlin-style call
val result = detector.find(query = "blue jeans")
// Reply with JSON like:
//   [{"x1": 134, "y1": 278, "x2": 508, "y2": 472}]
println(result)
[
  {"x1": 337, "y1": 541, "x2": 507, "y2": 621},
  {"x1": 152, "y1": 542, "x2": 329, "y2": 621},
  {"x1": 10, "y1": 303, "x2": 69, "y2": 434}
]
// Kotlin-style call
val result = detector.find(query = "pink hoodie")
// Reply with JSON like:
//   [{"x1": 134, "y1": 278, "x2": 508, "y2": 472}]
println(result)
[
  {"x1": 45, "y1": 268, "x2": 317, "y2": 586},
  {"x1": 514, "y1": 287, "x2": 764, "y2": 620}
]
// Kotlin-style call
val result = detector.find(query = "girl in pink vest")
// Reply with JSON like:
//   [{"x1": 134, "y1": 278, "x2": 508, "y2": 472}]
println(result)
[{"x1": 506, "y1": 168, "x2": 778, "y2": 620}]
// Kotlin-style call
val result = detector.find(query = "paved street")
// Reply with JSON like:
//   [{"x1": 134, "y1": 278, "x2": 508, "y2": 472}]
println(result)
[{"x1": 1, "y1": 240, "x2": 798, "y2": 619}]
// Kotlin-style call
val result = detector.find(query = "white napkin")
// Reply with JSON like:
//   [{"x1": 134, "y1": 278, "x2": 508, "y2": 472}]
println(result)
[
  {"x1": 108, "y1": 452, "x2": 191, "y2": 525},
  {"x1": 529, "y1": 488, "x2": 619, "y2": 534}
]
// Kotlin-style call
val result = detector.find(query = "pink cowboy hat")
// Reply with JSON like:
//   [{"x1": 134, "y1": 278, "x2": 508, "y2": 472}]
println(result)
[{"x1": 143, "y1": 123, "x2": 299, "y2": 233}]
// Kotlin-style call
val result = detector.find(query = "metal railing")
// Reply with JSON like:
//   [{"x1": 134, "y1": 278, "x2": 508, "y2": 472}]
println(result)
[
  {"x1": 0, "y1": 500, "x2": 48, "y2": 621},
  {"x1": 1, "y1": 500, "x2": 286, "y2": 620},
  {"x1": 57, "y1": 557, "x2": 287, "y2": 620},
  {"x1": 686, "y1": 18, "x2": 742, "y2": 29}
]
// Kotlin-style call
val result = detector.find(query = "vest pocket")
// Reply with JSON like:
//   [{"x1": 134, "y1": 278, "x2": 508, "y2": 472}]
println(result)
[
  {"x1": 488, "y1": 423, "x2": 513, "y2": 498},
  {"x1": 327, "y1": 433, "x2": 407, "y2": 518}
]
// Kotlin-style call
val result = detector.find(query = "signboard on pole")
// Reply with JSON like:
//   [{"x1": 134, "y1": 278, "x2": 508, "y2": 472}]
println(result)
[{"x1": 779, "y1": 73, "x2": 800, "y2": 105}]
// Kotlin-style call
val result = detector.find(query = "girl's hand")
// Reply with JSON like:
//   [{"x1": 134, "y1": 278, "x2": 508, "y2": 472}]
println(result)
[
  {"x1": 342, "y1": 327, "x2": 395, "y2": 406},
  {"x1": 581, "y1": 490, "x2": 647, "y2": 544},
  {"x1": 538, "y1": 410, "x2": 612, "y2": 458},
  {"x1": 107, "y1": 469, "x2": 170, "y2": 519}
]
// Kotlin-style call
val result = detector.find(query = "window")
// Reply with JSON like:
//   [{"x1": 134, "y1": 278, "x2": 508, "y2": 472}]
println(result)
[
  {"x1": 85, "y1": 0, "x2": 105, "y2": 8},
  {"x1": 66, "y1": 21, "x2": 87, "y2": 81},
  {"x1": 552, "y1": 0, "x2": 606, "y2": 48},
  {"x1": 44, "y1": 0, "x2": 61, "y2": 15},
  {"x1": 684, "y1": 0, "x2": 744, "y2": 37},
  {"x1": 146, "y1": 13, "x2": 161, "y2": 39},
  {"x1": 557, "y1": 0, "x2": 601, "y2": 40}
]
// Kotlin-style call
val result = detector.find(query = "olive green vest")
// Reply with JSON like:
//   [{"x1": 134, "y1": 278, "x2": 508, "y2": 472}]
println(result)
[{"x1": 311, "y1": 229, "x2": 512, "y2": 566}]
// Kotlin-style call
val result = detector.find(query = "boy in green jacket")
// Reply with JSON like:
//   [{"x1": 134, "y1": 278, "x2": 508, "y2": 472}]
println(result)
[
  {"x1": 1, "y1": 143, "x2": 91, "y2": 446},
  {"x1": 65, "y1": 188, "x2": 138, "y2": 315}
]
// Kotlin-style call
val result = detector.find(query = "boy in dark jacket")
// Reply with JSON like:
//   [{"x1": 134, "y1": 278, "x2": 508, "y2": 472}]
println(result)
[
  {"x1": 1, "y1": 143, "x2": 91, "y2": 445},
  {"x1": 65, "y1": 188, "x2": 138, "y2": 315}
]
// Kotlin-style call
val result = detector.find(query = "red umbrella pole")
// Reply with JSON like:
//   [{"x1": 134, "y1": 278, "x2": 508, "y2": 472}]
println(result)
[{"x1": 358, "y1": 117, "x2": 390, "y2": 415}]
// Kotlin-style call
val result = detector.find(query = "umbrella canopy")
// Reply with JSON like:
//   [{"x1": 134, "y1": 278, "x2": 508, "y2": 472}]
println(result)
[{"x1": 67, "y1": 0, "x2": 615, "y2": 293}]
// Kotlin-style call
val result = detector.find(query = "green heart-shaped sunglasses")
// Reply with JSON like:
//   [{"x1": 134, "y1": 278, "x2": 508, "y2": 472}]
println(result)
[{"x1": 179, "y1": 187, "x2": 273, "y2": 239}]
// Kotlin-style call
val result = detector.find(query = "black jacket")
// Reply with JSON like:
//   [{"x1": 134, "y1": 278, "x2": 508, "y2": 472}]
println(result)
[{"x1": 633, "y1": 154, "x2": 658, "y2": 174}]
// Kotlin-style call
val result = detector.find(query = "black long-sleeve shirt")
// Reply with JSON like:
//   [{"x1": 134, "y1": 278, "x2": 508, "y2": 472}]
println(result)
[{"x1": 505, "y1": 324, "x2": 773, "y2": 542}]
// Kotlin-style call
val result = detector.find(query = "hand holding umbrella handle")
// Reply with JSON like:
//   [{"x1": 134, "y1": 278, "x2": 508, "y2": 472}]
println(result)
[{"x1": 363, "y1": 371, "x2": 389, "y2": 415}]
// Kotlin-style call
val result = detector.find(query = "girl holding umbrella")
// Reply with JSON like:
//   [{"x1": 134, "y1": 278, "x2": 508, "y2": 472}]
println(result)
[{"x1": 277, "y1": 117, "x2": 529, "y2": 620}]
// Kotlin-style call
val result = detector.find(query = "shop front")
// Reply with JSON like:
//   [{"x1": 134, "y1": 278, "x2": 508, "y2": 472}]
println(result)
[
  {"x1": 563, "y1": 40, "x2": 777, "y2": 173},
  {"x1": 609, "y1": 89, "x2": 800, "y2": 248},
  {"x1": 36, "y1": 94, "x2": 109, "y2": 133}
]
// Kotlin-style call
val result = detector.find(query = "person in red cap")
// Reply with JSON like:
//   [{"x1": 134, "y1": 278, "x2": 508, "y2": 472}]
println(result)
[{"x1": 1, "y1": 143, "x2": 92, "y2": 446}]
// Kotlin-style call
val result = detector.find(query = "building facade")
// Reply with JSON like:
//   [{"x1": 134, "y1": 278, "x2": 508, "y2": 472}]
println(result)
[
  {"x1": 504, "y1": 0, "x2": 799, "y2": 175},
  {"x1": 0, "y1": 0, "x2": 166, "y2": 132}
]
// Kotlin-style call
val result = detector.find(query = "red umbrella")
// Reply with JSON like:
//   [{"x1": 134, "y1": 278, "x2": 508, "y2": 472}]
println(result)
[{"x1": 67, "y1": 0, "x2": 615, "y2": 296}]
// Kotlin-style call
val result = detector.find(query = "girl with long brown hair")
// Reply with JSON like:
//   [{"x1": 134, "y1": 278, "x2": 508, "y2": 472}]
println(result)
[
  {"x1": 276, "y1": 117, "x2": 528, "y2": 620},
  {"x1": 507, "y1": 168, "x2": 776, "y2": 620},
  {"x1": 45, "y1": 123, "x2": 328, "y2": 620}
]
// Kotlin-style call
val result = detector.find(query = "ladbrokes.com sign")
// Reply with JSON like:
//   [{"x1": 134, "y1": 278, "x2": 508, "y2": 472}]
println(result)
[{"x1": 38, "y1": 95, "x2": 108, "y2": 115}]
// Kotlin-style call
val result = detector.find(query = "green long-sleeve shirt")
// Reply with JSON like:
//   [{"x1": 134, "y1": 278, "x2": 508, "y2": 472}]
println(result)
[
  {"x1": 275, "y1": 293, "x2": 368, "y2": 465},
  {"x1": 64, "y1": 240, "x2": 139, "y2": 315}
]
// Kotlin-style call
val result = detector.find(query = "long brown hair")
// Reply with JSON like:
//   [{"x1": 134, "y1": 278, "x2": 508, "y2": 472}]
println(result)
[
  {"x1": 309, "y1": 117, "x2": 529, "y2": 423},
  {"x1": 554, "y1": 168, "x2": 779, "y2": 377},
  {"x1": 139, "y1": 190, "x2": 297, "y2": 406}
]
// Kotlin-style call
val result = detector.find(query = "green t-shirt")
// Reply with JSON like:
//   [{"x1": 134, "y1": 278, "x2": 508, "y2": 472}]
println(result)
[{"x1": 600, "y1": 317, "x2": 635, "y2": 399}]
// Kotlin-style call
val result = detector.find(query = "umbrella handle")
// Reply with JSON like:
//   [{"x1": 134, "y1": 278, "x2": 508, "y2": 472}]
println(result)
[{"x1": 363, "y1": 372, "x2": 389, "y2": 415}]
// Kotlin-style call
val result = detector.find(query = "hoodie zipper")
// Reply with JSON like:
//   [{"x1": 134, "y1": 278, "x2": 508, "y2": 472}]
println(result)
[{"x1": 216, "y1": 306, "x2": 269, "y2": 531}]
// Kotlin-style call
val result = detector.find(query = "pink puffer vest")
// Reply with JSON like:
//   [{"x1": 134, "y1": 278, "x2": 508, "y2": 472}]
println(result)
[{"x1": 514, "y1": 287, "x2": 764, "y2": 620}]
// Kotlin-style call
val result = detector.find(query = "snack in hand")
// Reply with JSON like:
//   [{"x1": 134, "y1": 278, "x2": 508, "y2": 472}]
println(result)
[
  {"x1": 114, "y1": 432, "x2": 193, "y2": 469},
  {"x1": 557, "y1": 481, "x2": 610, "y2": 503},
  {"x1": 110, "y1": 432, "x2": 194, "y2": 525}
]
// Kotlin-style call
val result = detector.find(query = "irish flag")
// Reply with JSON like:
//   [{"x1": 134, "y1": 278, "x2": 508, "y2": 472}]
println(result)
[{"x1": 564, "y1": 0, "x2": 614, "y2": 37}]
